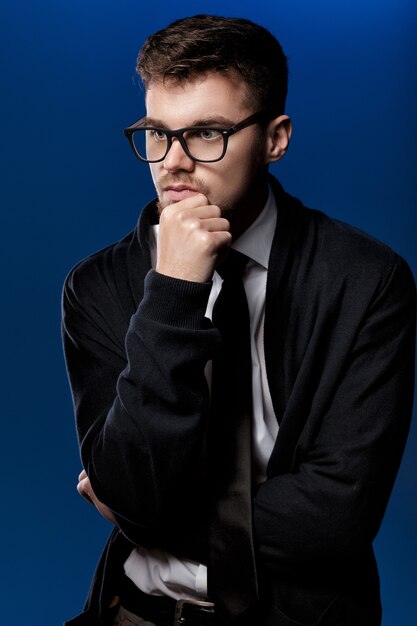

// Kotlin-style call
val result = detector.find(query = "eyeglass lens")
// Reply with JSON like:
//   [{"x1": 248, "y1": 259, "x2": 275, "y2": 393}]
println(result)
[{"x1": 131, "y1": 128, "x2": 226, "y2": 162}]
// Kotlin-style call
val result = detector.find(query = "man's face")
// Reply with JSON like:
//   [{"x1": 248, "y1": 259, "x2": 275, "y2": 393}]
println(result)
[{"x1": 145, "y1": 72, "x2": 269, "y2": 218}]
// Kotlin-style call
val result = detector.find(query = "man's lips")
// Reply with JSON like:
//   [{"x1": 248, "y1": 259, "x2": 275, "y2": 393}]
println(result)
[{"x1": 163, "y1": 185, "x2": 203, "y2": 201}]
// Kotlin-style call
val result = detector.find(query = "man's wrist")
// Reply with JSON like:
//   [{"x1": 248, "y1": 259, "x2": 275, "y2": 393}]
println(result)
[{"x1": 138, "y1": 270, "x2": 212, "y2": 329}]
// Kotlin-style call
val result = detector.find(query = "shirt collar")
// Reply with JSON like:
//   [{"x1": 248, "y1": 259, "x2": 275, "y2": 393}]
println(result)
[{"x1": 231, "y1": 185, "x2": 277, "y2": 269}]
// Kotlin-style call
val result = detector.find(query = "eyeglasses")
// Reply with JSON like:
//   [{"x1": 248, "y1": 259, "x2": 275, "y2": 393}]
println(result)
[{"x1": 124, "y1": 112, "x2": 265, "y2": 163}]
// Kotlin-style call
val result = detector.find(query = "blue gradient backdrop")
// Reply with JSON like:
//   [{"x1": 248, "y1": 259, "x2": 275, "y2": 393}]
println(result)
[{"x1": 1, "y1": 1, "x2": 416, "y2": 625}]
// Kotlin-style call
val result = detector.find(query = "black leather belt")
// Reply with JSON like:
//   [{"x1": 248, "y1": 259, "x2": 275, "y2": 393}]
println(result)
[{"x1": 120, "y1": 575, "x2": 217, "y2": 626}]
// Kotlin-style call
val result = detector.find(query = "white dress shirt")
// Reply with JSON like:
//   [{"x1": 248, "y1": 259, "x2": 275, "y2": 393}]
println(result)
[{"x1": 124, "y1": 188, "x2": 278, "y2": 601}]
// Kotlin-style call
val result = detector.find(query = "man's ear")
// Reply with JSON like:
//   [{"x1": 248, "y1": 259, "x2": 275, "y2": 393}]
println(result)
[{"x1": 264, "y1": 115, "x2": 292, "y2": 164}]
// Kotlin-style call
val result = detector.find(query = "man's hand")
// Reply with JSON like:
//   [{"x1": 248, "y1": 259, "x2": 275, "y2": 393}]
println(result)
[
  {"x1": 77, "y1": 469, "x2": 117, "y2": 524},
  {"x1": 156, "y1": 194, "x2": 232, "y2": 282}
]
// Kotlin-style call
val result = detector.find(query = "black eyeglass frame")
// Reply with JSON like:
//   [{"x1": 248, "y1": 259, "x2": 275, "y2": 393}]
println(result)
[{"x1": 123, "y1": 111, "x2": 266, "y2": 163}]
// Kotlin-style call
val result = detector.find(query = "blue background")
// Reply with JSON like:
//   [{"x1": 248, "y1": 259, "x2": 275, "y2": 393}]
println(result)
[{"x1": 1, "y1": 1, "x2": 416, "y2": 625}]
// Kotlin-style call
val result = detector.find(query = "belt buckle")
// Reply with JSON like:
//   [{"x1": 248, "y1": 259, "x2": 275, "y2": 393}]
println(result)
[{"x1": 173, "y1": 598, "x2": 215, "y2": 626}]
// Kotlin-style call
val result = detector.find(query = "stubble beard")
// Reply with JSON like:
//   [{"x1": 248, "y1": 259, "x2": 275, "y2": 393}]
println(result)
[
  {"x1": 154, "y1": 142, "x2": 267, "y2": 220},
  {"x1": 154, "y1": 172, "x2": 241, "y2": 218},
  {"x1": 155, "y1": 174, "x2": 212, "y2": 216}
]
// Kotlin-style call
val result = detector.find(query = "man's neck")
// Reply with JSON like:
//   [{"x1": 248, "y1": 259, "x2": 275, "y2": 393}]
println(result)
[{"x1": 228, "y1": 173, "x2": 270, "y2": 242}]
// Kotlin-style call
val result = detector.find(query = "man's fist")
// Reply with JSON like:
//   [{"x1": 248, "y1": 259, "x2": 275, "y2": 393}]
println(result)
[{"x1": 156, "y1": 194, "x2": 232, "y2": 282}]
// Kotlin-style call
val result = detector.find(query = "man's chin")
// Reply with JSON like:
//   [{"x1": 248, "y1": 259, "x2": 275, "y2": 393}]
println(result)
[
  {"x1": 156, "y1": 199, "x2": 165, "y2": 216},
  {"x1": 156, "y1": 198, "x2": 234, "y2": 218},
  {"x1": 156, "y1": 195, "x2": 193, "y2": 216},
  {"x1": 156, "y1": 197, "x2": 179, "y2": 215}
]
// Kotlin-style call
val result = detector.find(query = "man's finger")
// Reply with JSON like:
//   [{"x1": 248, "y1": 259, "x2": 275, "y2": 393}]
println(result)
[
  {"x1": 77, "y1": 475, "x2": 94, "y2": 505},
  {"x1": 201, "y1": 217, "x2": 231, "y2": 232}
]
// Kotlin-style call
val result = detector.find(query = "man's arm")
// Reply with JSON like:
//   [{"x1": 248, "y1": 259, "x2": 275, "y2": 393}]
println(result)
[
  {"x1": 253, "y1": 254, "x2": 416, "y2": 573},
  {"x1": 63, "y1": 195, "x2": 230, "y2": 546}
]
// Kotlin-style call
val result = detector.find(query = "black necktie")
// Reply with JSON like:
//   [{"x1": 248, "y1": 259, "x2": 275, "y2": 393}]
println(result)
[{"x1": 207, "y1": 249, "x2": 258, "y2": 620}]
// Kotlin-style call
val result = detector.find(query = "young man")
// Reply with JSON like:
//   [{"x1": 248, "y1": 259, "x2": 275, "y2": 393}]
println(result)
[{"x1": 62, "y1": 14, "x2": 416, "y2": 626}]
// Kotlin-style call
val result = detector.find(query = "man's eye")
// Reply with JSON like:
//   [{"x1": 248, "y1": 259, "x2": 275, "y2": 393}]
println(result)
[
  {"x1": 199, "y1": 129, "x2": 222, "y2": 141},
  {"x1": 149, "y1": 130, "x2": 166, "y2": 141}
]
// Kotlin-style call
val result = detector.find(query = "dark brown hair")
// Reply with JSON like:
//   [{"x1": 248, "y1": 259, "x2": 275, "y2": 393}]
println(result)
[{"x1": 137, "y1": 14, "x2": 288, "y2": 116}]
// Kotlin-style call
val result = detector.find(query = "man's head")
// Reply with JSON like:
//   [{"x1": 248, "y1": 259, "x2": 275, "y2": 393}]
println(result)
[
  {"x1": 131, "y1": 15, "x2": 292, "y2": 226},
  {"x1": 137, "y1": 14, "x2": 288, "y2": 118}
]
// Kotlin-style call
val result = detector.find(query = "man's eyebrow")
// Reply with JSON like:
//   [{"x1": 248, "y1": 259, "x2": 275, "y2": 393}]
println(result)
[{"x1": 141, "y1": 115, "x2": 235, "y2": 128}]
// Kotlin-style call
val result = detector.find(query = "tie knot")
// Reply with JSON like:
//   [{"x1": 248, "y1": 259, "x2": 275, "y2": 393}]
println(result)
[{"x1": 216, "y1": 249, "x2": 249, "y2": 281}]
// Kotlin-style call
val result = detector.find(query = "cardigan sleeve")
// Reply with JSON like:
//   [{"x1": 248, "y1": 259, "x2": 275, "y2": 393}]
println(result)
[
  {"x1": 253, "y1": 254, "x2": 416, "y2": 574},
  {"x1": 62, "y1": 265, "x2": 219, "y2": 545}
]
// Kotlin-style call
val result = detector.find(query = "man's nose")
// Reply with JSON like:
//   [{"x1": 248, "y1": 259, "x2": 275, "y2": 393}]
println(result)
[{"x1": 163, "y1": 137, "x2": 195, "y2": 172}]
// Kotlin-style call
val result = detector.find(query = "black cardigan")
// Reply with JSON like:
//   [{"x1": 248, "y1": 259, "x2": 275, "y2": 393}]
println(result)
[{"x1": 62, "y1": 178, "x2": 416, "y2": 626}]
